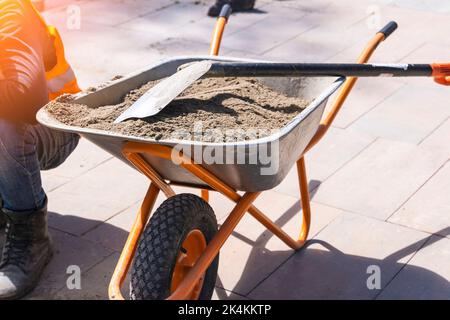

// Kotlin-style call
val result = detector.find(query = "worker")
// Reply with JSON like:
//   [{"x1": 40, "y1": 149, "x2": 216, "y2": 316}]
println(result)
[
  {"x1": 207, "y1": 0, "x2": 256, "y2": 17},
  {"x1": 0, "y1": 0, "x2": 80, "y2": 299}
]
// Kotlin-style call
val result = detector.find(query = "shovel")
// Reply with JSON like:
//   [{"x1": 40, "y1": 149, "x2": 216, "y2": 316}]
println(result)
[
  {"x1": 114, "y1": 24, "x2": 450, "y2": 123},
  {"x1": 114, "y1": 60, "x2": 450, "y2": 123}
]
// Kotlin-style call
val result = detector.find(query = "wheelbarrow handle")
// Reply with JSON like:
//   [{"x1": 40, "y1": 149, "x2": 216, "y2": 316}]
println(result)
[
  {"x1": 219, "y1": 3, "x2": 232, "y2": 20},
  {"x1": 209, "y1": 4, "x2": 232, "y2": 56},
  {"x1": 378, "y1": 21, "x2": 398, "y2": 39}
]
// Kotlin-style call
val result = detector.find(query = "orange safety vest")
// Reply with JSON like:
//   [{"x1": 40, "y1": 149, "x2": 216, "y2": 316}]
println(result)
[{"x1": 29, "y1": 1, "x2": 81, "y2": 100}]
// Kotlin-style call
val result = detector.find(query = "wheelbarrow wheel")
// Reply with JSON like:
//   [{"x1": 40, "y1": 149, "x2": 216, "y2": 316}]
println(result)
[{"x1": 130, "y1": 193, "x2": 219, "y2": 300}]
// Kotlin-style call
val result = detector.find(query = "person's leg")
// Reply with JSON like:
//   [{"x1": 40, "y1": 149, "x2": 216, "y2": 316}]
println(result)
[{"x1": 0, "y1": 119, "x2": 79, "y2": 299}]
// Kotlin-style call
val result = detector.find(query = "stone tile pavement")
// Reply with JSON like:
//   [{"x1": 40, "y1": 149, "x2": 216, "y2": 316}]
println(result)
[{"x1": 2, "y1": 0, "x2": 448, "y2": 299}]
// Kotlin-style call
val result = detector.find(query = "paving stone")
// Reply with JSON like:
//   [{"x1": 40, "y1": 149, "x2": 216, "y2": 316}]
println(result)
[
  {"x1": 25, "y1": 228, "x2": 113, "y2": 299},
  {"x1": 384, "y1": 0, "x2": 450, "y2": 13},
  {"x1": 47, "y1": 158, "x2": 149, "y2": 236},
  {"x1": 45, "y1": 138, "x2": 113, "y2": 179},
  {"x1": 304, "y1": 1, "x2": 371, "y2": 29},
  {"x1": 41, "y1": 13, "x2": 164, "y2": 86},
  {"x1": 222, "y1": 192, "x2": 344, "y2": 248},
  {"x1": 42, "y1": 0, "x2": 87, "y2": 11},
  {"x1": 388, "y1": 161, "x2": 450, "y2": 238},
  {"x1": 55, "y1": 252, "x2": 130, "y2": 300},
  {"x1": 224, "y1": 14, "x2": 316, "y2": 55},
  {"x1": 329, "y1": 78, "x2": 405, "y2": 129},
  {"x1": 328, "y1": 5, "x2": 443, "y2": 63},
  {"x1": 221, "y1": 49, "x2": 266, "y2": 60},
  {"x1": 216, "y1": 191, "x2": 343, "y2": 295},
  {"x1": 313, "y1": 139, "x2": 449, "y2": 220},
  {"x1": 72, "y1": 0, "x2": 172, "y2": 26},
  {"x1": 400, "y1": 42, "x2": 450, "y2": 63},
  {"x1": 261, "y1": 0, "x2": 332, "y2": 11},
  {"x1": 377, "y1": 235, "x2": 450, "y2": 299},
  {"x1": 419, "y1": 117, "x2": 450, "y2": 157},
  {"x1": 41, "y1": 172, "x2": 72, "y2": 193},
  {"x1": 263, "y1": 17, "x2": 372, "y2": 62},
  {"x1": 170, "y1": 8, "x2": 270, "y2": 45},
  {"x1": 82, "y1": 202, "x2": 140, "y2": 252},
  {"x1": 119, "y1": 2, "x2": 208, "y2": 37},
  {"x1": 421, "y1": 13, "x2": 450, "y2": 45},
  {"x1": 256, "y1": 2, "x2": 315, "y2": 19},
  {"x1": 274, "y1": 127, "x2": 375, "y2": 197},
  {"x1": 249, "y1": 212, "x2": 428, "y2": 299},
  {"x1": 146, "y1": 37, "x2": 210, "y2": 57},
  {"x1": 349, "y1": 84, "x2": 450, "y2": 144}
]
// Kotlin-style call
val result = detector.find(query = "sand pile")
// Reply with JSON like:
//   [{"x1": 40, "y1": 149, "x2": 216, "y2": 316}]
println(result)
[{"x1": 45, "y1": 77, "x2": 310, "y2": 142}]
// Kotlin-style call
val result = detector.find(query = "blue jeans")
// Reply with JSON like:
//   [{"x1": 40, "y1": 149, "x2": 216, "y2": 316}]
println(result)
[{"x1": 0, "y1": 119, "x2": 79, "y2": 212}]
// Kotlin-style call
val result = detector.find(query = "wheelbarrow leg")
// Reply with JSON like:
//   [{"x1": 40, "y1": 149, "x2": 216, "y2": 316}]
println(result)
[
  {"x1": 297, "y1": 156, "x2": 311, "y2": 243},
  {"x1": 243, "y1": 157, "x2": 311, "y2": 250},
  {"x1": 201, "y1": 189, "x2": 209, "y2": 202},
  {"x1": 109, "y1": 183, "x2": 160, "y2": 300}
]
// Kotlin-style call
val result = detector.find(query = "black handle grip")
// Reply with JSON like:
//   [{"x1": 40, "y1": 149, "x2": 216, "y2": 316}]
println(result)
[
  {"x1": 378, "y1": 21, "x2": 398, "y2": 39},
  {"x1": 219, "y1": 4, "x2": 232, "y2": 20}
]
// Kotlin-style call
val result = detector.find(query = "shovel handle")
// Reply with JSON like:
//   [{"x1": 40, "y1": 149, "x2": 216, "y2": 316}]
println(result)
[
  {"x1": 209, "y1": 4, "x2": 232, "y2": 56},
  {"x1": 206, "y1": 62, "x2": 435, "y2": 78}
]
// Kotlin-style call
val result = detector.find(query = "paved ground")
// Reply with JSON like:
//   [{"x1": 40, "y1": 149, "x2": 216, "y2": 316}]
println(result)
[{"x1": 2, "y1": 0, "x2": 448, "y2": 299}]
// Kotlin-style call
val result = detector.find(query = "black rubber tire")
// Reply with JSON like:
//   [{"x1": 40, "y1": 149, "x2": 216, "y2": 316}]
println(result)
[{"x1": 129, "y1": 193, "x2": 219, "y2": 300}]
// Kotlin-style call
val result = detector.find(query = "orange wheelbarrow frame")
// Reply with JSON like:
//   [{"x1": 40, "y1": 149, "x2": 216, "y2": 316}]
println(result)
[{"x1": 108, "y1": 15, "x2": 394, "y2": 300}]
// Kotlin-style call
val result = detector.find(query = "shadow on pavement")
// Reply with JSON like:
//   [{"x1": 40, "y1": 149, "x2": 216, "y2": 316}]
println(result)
[
  {"x1": 214, "y1": 178, "x2": 450, "y2": 299},
  {"x1": 0, "y1": 184, "x2": 448, "y2": 300}
]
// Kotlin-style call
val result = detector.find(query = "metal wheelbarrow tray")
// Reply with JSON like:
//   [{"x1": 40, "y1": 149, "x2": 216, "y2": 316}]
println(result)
[{"x1": 37, "y1": 55, "x2": 344, "y2": 192}]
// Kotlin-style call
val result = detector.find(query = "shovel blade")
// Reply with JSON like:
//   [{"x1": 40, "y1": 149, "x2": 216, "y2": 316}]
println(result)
[{"x1": 114, "y1": 60, "x2": 213, "y2": 123}]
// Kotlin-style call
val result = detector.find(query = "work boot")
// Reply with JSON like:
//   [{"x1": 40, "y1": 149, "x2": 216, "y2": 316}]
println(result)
[
  {"x1": 0, "y1": 199, "x2": 53, "y2": 299},
  {"x1": 208, "y1": 0, "x2": 255, "y2": 17}
]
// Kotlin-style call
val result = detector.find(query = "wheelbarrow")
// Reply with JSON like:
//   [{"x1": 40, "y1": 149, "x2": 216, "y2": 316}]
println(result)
[{"x1": 37, "y1": 9, "x2": 431, "y2": 299}]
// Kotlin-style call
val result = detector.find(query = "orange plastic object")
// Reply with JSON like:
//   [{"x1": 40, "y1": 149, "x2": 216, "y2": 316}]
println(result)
[
  {"x1": 171, "y1": 229, "x2": 207, "y2": 299},
  {"x1": 431, "y1": 63, "x2": 450, "y2": 86}
]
